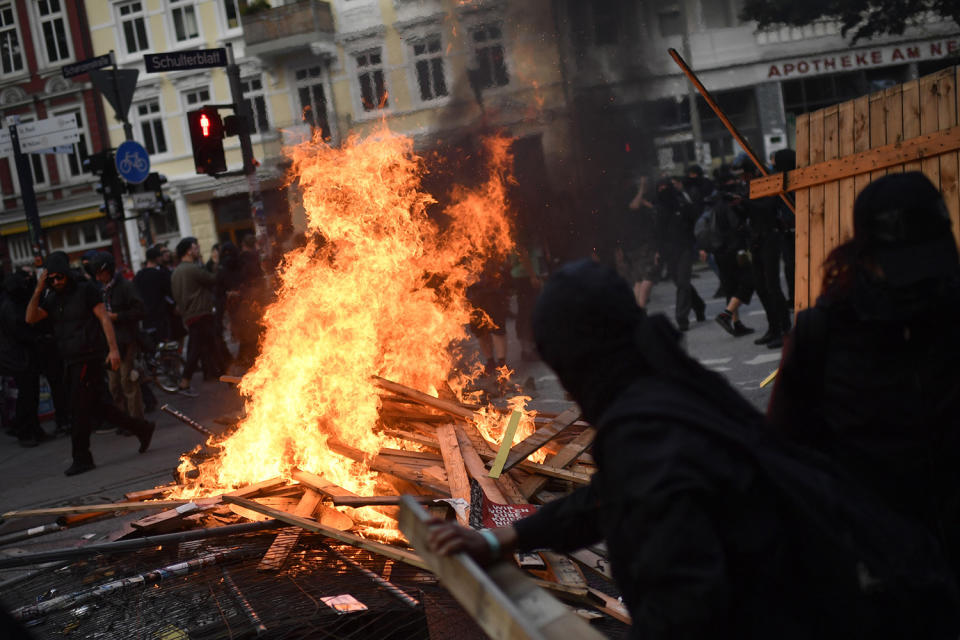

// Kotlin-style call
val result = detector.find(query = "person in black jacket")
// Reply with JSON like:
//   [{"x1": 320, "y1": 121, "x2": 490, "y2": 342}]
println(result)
[
  {"x1": 654, "y1": 178, "x2": 706, "y2": 330},
  {"x1": 0, "y1": 269, "x2": 46, "y2": 446},
  {"x1": 768, "y1": 171, "x2": 960, "y2": 580},
  {"x1": 26, "y1": 251, "x2": 154, "y2": 476},
  {"x1": 92, "y1": 252, "x2": 146, "y2": 421},
  {"x1": 428, "y1": 259, "x2": 960, "y2": 639}
]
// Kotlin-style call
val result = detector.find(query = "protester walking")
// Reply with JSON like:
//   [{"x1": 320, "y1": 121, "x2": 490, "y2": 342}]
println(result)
[
  {"x1": 654, "y1": 177, "x2": 706, "y2": 330},
  {"x1": 25, "y1": 251, "x2": 154, "y2": 476},
  {"x1": 0, "y1": 269, "x2": 46, "y2": 446},
  {"x1": 171, "y1": 237, "x2": 223, "y2": 394}
]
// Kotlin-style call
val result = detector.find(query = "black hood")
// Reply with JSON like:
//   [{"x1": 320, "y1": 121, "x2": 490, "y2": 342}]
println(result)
[
  {"x1": 532, "y1": 260, "x2": 649, "y2": 423},
  {"x1": 44, "y1": 251, "x2": 72, "y2": 279},
  {"x1": 3, "y1": 270, "x2": 34, "y2": 302}
]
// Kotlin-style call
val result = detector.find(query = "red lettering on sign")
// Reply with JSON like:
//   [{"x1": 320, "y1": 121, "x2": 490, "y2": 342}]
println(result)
[
  {"x1": 907, "y1": 46, "x2": 920, "y2": 59},
  {"x1": 768, "y1": 65, "x2": 781, "y2": 78},
  {"x1": 842, "y1": 55, "x2": 851, "y2": 68},
  {"x1": 871, "y1": 51, "x2": 882, "y2": 63},
  {"x1": 824, "y1": 57, "x2": 836, "y2": 69},
  {"x1": 783, "y1": 63, "x2": 795, "y2": 76},
  {"x1": 892, "y1": 48, "x2": 904, "y2": 61},
  {"x1": 948, "y1": 40, "x2": 958, "y2": 54},
  {"x1": 855, "y1": 53, "x2": 868, "y2": 65},
  {"x1": 797, "y1": 61, "x2": 809, "y2": 73},
  {"x1": 931, "y1": 42, "x2": 943, "y2": 55}
]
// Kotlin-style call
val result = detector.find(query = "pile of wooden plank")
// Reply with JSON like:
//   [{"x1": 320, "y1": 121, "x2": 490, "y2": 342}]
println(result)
[{"x1": 1, "y1": 376, "x2": 629, "y2": 638}]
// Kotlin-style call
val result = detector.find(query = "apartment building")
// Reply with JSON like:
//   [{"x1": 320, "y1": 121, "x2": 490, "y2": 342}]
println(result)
[{"x1": 0, "y1": 0, "x2": 113, "y2": 270}]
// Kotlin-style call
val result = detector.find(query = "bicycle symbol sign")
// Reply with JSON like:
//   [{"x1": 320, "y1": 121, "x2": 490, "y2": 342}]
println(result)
[{"x1": 115, "y1": 140, "x2": 150, "y2": 184}]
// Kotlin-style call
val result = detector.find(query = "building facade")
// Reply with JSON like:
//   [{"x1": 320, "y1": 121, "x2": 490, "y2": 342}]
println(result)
[{"x1": 0, "y1": 0, "x2": 114, "y2": 270}]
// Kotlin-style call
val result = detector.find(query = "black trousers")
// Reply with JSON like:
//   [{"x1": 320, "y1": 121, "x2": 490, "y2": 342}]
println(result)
[
  {"x1": 67, "y1": 359, "x2": 149, "y2": 464},
  {"x1": 751, "y1": 233, "x2": 790, "y2": 333},
  {"x1": 664, "y1": 247, "x2": 705, "y2": 325},
  {"x1": 183, "y1": 314, "x2": 222, "y2": 381},
  {"x1": 714, "y1": 249, "x2": 754, "y2": 304}
]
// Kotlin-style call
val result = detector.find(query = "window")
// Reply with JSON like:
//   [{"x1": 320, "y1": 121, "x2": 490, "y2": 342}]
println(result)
[
  {"x1": 471, "y1": 24, "x2": 508, "y2": 89},
  {"x1": 0, "y1": 2, "x2": 23, "y2": 74},
  {"x1": 183, "y1": 87, "x2": 210, "y2": 109},
  {"x1": 355, "y1": 49, "x2": 388, "y2": 111},
  {"x1": 170, "y1": 0, "x2": 199, "y2": 42},
  {"x1": 136, "y1": 100, "x2": 167, "y2": 154},
  {"x1": 411, "y1": 34, "x2": 447, "y2": 101},
  {"x1": 54, "y1": 109, "x2": 89, "y2": 178},
  {"x1": 658, "y1": 8, "x2": 684, "y2": 37},
  {"x1": 240, "y1": 76, "x2": 269, "y2": 134},
  {"x1": 295, "y1": 65, "x2": 330, "y2": 139},
  {"x1": 222, "y1": 0, "x2": 240, "y2": 30},
  {"x1": 37, "y1": 0, "x2": 70, "y2": 64},
  {"x1": 118, "y1": 1, "x2": 149, "y2": 55}
]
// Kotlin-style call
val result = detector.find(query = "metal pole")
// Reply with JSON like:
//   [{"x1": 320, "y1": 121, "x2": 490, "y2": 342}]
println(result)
[
  {"x1": 225, "y1": 43, "x2": 268, "y2": 260},
  {"x1": 108, "y1": 49, "x2": 134, "y2": 270},
  {"x1": 678, "y1": 1, "x2": 704, "y2": 167},
  {"x1": 8, "y1": 118, "x2": 46, "y2": 261},
  {"x1": 668, "y1": 47, "x2": 795, "y2": 213}
]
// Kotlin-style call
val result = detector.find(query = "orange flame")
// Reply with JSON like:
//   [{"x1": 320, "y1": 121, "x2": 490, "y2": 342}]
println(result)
[{"x1": 174, "y1": 125, "x2": 520, "y2": 506}]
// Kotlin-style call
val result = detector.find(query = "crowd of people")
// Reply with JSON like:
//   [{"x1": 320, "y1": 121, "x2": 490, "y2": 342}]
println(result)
[
  {"x1": 429, "y1": 171, "x2": 960, "y2": 637},
  {"x1": 0, "y1": 233, "x2": 267, "y2": 476}
]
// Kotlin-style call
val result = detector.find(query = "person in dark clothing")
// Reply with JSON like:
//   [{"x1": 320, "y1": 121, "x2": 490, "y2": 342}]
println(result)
[
  {"x1": 25, "y1": 251, "x2": 154, "y2": 476},
  {"x1": 741, "y1": 162, "x2": 791, "y2": 348},
  {"x1": 92, "y1": 252, "x2": 146, "y2": 421},
  {"x1": 171, "y1": 237, "x2": 223, "y2": 391},
  {"x1": 134, "y1": 246, "x2": 176, "y2": 343},
  {"x1": 428, "y1": 259, "x2": 960, "y2": 639},
  {"x1": 773, "y1": 149, "x2": 797, "y2": 304},
  {"x1": 768, "y1": 171, "x2": 960, "y2": 580},
  {"x1": 218, "y1": 242, "x2": 257, "y2": 370},
  {"x1": 0, "y1": 269, "x2": 46, "y2": 446},
  {"x1": 611, "y1": 175, "x2": 659, "y2": 307},
  {"x1": 654, "y1": 178, "x2": 705, "y2": 330}
]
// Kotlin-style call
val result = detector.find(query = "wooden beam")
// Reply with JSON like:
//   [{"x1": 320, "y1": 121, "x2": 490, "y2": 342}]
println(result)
[
  {"x1": 258, "y1": 489, "x2": 324, "y2": 571},
  {"x1": 452, "y1": 424, "x2": 510, "y2": 504},
  {"x1": 498, "y1": 407, "x2": 581, "y2": 475},
  {"x1": 520, "y1": 428, "x2": 597, "y2": 501},
  {"x1": 328, "y1": 440, "x2": 452, "y2": 496},
  {"x1": 398, "y1": 496, "x2": 606, "y2": 640},
  {"x1": 331, "y1": 495, "x2": 445, "y2": 507},
  {"x1": 436, "y1": 424, "x2": 472, "y2": 525},
  {"x1": 1, "y1": 500, "x2": 218, "y2": 519},
  {"x1": 224, "y1": 495, "x2": 426, "y2": 569},
  {"x1": 373, "y1": 376, "x2": 476, "y2": 421},
  {"x1": 225, "y1": 477, "x2": 288, "y2": 499},
  {"x1": 750, "y1": 125, "x2": 960, "y2": 198},
  {"x1": 454, "y1": 422, "x2": 527, "y2": 504}
]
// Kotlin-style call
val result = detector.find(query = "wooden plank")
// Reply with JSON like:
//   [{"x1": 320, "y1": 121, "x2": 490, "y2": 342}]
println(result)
[
  {"x1": 902, "y1": 79, "x2": 922, "y2": 173},
  {"x1": 488, "y1": 410, "x2": 523, "y2": 478},
  {"x1": 540, "y1": 551, "x2": 587, "y2": 589},
  {"x1": 499, "y1": 407, "x2": 581, "y2": 475},
  {"x1": 258, "y1": 489, "x2": 324, "y2": 571},
  {"x1": 327, "y1": 441, "x2": 452, "y2": 496},
  {"x1": 808, "y1": 108, "x2": 826, "y2": 299},
  {"x1": 436, "y1": 424, "x2": 473, "y2": 525},
  {"x1": 452, "y1": 423, "x2": 512, "y2": 504},
  {"x1": 520, "y1": 428, "x2": 597, "y2": 501},
  {"x1": 749, "y1": 124, "x2": 960, "y2": 198},
  {"x1": 225, "y1": 495, "x2": 427, "y2": 569},
  {"x1": 331, "y1": 495, "x2": 445, "y2": 507},
  {"x1": 869, "y1": 89, "x2": 888, "y2": 183},
  {"x1": 852, "y1": 95, "x2": 872, "y2": 235},
  {"x1": 374, "y1": 376, "x2": 476, "y2": 421},
  {"x1": 452, "y1": 421, "x2": 528, "y2": 503},
  {"x1": 1, "y1": 500, "x2": 217, "y2": 519},
  {"x1": 837, "y1": 100, "x2": 856, "y2": 243},
  {"x1": 921, "y1": 74, "x2": 942, "y2": 190},
  {"x1": 823, "y1": 106, "x2": 840, "y2": 258},
  {"x1": 794, "y1": 113, "x2": 811, "y2": 312},
  {"x1": 291, "y1": 468, "x2": 358, "y2": 498},
  {"x1": 884, "y1": 85, "x2": 904, "y2": 173},
  {"x1": 225, "y1": 477, "x2": 288, "y2": 499},
  {"x1": 124, "y1": 485, "x2": 175, "y2": 502},
  {"x1": 568, "y1": 548, "x2": 613, "y2": 581},
  {"x1": 937, "y1": 71, "x2": 960, "y2": 243},
  {"x1": 398, "y1": 496, "x2": 605, "y2": 640}
]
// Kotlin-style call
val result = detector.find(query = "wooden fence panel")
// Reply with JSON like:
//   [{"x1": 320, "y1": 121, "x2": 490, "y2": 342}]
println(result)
[
  {"x1": 838, "y1": 101, "x2": 856, "y2": 244},
  {"x1": 823, "y1": 106, "x2": 840, "y2": 260},
  {"x1": 902, "y1": 80, "x2": 922, "y2": 173},
  {"x1": 885, "y1": 86, "x2": 904, "y2": 174},
  {"x1": 937, "y1": 71, "x2": 959, "y2": 241},
  {"x1": 808, "y1": 109, "x2": 825, "y2": 298},
  {"x1": 920, "y1": 73, "x2": 942, "y2": 190},
  {"x1": 794, "y1": 114, "x2": 811, "y2": 311}
]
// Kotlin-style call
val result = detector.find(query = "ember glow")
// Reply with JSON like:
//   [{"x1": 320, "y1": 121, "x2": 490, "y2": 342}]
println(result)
[{"x1": 174, "y1": 126, "x2": 532, "y2": 512}]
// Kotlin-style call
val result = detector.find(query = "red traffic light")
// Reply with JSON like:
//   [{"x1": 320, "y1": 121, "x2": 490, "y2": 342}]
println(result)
[
  {"x1": 187, "y1": 108, "x2": 226, "y2": 175},
  {"x1": 200, "y1": 113, "x2": 211, "y2": 137}
]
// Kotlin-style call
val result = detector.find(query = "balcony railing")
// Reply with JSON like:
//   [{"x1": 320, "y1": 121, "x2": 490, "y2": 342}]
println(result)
[{"x1": 241, "y1": 0, "x2": 334, "y2": 49}]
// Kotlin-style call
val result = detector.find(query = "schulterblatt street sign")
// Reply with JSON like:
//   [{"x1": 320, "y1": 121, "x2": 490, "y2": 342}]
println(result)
[{"x1": 144, "y1": 48, "x2": 228, "y2": 73}]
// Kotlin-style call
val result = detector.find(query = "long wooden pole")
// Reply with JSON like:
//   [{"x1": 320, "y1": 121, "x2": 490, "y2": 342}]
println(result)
[{"x1": 668, "y1": 47, "x2": 795, "y2": 214}]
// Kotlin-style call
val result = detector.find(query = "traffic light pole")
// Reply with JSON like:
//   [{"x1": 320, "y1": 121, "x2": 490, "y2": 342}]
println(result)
[
  {"x1": 224, "y1": 43, "x2": 268, "y2": 259},
  {"x1": 8, "y1": 120, "x2": 46, "y2": 263}
]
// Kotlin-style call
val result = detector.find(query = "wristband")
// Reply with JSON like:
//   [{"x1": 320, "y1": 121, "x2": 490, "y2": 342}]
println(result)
[{"x1": 478, "y1": 528, "x2": 501, "y2": 558}]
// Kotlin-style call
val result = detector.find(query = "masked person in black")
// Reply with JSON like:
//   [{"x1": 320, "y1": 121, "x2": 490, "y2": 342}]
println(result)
[
  {"x1": 26, "y1": 251, "x2": 154, "y2": 476},
  {"x1": 428, "y1": 259, "x2": 960, "y2": 639},
  {"x1": 655, "y1": 177, "x2": 706, "y2": 330},
  {"x1": 0, "y1": 269, "x2": 45, "y2": 446},
  {"x1": 768, "y1": 172, "x2": 960, "y2": 580}
]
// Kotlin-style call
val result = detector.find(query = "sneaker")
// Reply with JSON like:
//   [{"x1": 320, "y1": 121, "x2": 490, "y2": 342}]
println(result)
[
  {"x1": 733, "y1": 321, "x2": 756, "y2": 337},
  {"x1": 178, "y1": 386, "x2": 199, "y2": 398},
  {"x1": 64, "y1": 460, "x2": 96, "y2": 476},
  {"x1": 754, "y1": 330, "x2": 776, "y2": 345},
  {"x1": 715, "y1": 312, "x2": 736, "y2": 336},
  {"x1": 138, "y1": 421, "x2": 156, "y2": 454},
  {"x1": 94, "y1": 425, "x2": 114, "y2": 435},
  {"x1": 767, "y1": 335, "x2": 785, "y2": 350}
]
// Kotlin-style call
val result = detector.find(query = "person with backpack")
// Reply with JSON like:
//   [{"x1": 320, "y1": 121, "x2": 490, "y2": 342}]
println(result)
[
  {"x1": 768, "y1": 172, "x2": 960, "y2": 581},
  {"x1": 428, "y1": 259, "x2": 960, "y2": 638}
]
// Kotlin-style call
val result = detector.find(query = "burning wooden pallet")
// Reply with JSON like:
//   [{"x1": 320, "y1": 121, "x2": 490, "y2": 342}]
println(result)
[{"x1": 0, "y1": 377, "x2": 626, "y2": 638}]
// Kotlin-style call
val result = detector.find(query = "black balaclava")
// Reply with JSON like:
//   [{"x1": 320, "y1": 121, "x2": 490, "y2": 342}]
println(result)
[
  {"x1": 532, "y1": 260, "x2": 649, "y2": 423},
  {"x1": 44, "y1": 251, "x2": 73, "y2": 282}
]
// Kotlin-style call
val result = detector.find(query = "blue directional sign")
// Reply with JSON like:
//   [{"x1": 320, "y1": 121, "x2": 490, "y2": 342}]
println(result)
[{"x1": 115, "y1": 140, "x2": 151, "y2": 184}]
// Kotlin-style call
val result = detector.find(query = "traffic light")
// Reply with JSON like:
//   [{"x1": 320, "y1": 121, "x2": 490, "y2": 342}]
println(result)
[
  {"x1": 187, "y1": 108, "x2": 227, "y2": 175},
  {"x1": 84, "y1": 150, "x2": 125, "y2": 220}
]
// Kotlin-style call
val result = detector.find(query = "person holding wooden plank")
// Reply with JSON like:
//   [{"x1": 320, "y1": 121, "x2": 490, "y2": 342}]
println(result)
[
  {"x1": 768, "y1": 171, "x2": 960, "y2": 582},
  {"x1": 429, "y1": 258, "x2": 960, "y2": 638}
]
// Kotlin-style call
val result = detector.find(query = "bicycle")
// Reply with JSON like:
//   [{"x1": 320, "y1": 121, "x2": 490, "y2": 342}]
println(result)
[
  {"x1": 135, "y1": 338, "x2": 185, "y2": 393},
  {"x1": 118, "y1": 151, "x2": 148, "y2": 175}
]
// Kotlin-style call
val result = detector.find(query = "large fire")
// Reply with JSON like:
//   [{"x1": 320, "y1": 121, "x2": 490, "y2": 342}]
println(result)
[{"x1": 174, "y1": 126, "x2": 541, "y2": 518}]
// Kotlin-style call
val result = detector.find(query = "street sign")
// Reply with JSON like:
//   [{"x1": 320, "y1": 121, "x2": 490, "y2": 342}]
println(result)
[
  {"x1": 62, "y1": 53, "x2": 113, "y2": 78},
  {"x1": 144, "y1": 48, "x2": 227, "y2": 73},
  {"x1": 115, "y1": 140, "x2": 150, "y2": 184},
  {"x1": 89, "y1": 68, "x2": 139, "y2": 122},
  {"x1": 0, "y1": 116, "x2": 80, "y2": 154},
  {"x1": 130, "y1": 192, "x2": 157, "y2": 209}
]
